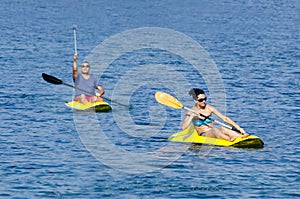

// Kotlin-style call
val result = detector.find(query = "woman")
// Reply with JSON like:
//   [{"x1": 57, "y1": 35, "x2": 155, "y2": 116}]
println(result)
[{"x1": 181, "y1": 88, "x2": 248, "y2": 141}]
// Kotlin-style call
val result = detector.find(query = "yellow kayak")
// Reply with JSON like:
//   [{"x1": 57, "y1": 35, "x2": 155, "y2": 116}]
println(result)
[
  {"x1": 65, "y1": 101, "x2": 112, "y2": 112},
  {"x1": 169, "y1": 125, "x2": 264, "y2": 148}
]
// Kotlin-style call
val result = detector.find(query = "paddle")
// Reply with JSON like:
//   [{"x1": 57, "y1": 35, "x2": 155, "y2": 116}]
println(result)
[
  {"x1": 42, "y1": 73, "x2": 130, "y2": 108},
  {"x1": 73, "y1": 24, "x2": 78, "y2": 54},
  {"x1": 155, "y1": 91, "x2": 242, "y2": 133}
]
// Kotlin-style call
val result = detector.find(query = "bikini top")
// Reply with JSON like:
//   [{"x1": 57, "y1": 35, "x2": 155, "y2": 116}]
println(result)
[{"x1": 193, "y1": 115, "x2": 212, "y2": 126}]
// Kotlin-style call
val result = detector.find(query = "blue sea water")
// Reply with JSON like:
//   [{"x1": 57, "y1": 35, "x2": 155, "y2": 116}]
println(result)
[{"x1": 0, "y1": 0, "x2": 299, "y2": 198}]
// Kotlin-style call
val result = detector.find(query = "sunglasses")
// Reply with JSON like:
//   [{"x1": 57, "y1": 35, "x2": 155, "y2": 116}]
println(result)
[
  {"x1": 197, "y1": 97, "x2": 207, "y2": 102},
  {"x1": 81, "y1": 65, "x2": 90, "y2": 68}
]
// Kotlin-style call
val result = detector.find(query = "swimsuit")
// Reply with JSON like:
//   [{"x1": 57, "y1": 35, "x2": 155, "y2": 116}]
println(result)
[
  {"x1": 193, "y1": 115, "x2": 212, "y2": 136},
  {"x1": 199, "y1": 132, "x2": 205, "y2": 136},
  {"x1": 193, "y1": 115, "x2": 212, "y2": 126}
]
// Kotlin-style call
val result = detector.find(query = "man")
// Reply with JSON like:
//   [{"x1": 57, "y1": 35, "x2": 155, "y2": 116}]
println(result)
[{"x1": 73, "y1": 54, "x2": 104, "y2": 104}]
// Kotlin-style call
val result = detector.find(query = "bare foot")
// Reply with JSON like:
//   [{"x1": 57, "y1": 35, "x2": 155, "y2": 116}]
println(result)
[{"x1": 97, "y1": 97, "x2": 103, "y2": 102}]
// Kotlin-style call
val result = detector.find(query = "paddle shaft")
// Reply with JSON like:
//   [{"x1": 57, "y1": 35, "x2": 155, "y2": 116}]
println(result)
[
  {"x1": 73, "y1": 24, "x2": 77, "y2": 54},
  {"x1": 183, "y1": 106, "x2": 241, "y2": 133}
]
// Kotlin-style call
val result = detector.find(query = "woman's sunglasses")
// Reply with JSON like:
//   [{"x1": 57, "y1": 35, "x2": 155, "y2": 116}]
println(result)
[
  {"x1": 197, "y1": 97, "x2": 207, "y2": 102},
  {"x1": 81, "y1": 64, "x2": 90, "y2": 68}
]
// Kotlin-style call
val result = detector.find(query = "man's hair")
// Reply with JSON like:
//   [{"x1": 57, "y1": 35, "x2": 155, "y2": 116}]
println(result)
[{"x1": 81, "y1": 61, "x2": 90, "y2": 67}]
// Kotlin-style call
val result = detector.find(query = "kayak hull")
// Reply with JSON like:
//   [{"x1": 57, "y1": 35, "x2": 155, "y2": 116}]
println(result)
[
  {"x1": 65, "y1": 101, "x2": 112, "y2": 112},
  {"x1": 169, "y1": 125, "x2": 264, "y2": 148}
]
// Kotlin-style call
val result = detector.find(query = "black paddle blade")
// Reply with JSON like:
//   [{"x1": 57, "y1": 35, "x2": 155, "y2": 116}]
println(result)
[{"x1": 42, "y1": 73, "x2": 63, "y2": 85}]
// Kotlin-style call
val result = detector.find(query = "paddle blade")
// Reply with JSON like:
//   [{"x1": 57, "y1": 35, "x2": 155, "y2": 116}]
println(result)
[
  {"x1": 42, "y1": 73, "x2": 63, "y2": 85},
  {"x1": 155, "y1": 91, "x2": 183, "y2": 109}
]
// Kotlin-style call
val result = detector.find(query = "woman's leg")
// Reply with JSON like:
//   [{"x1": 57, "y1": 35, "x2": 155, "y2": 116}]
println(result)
[
  {"x1": 202, "y1": 127, "x2": 232, "y2": 141},
  {"x1": 219, "y1": 127, "x2": 242, "y2": 141},
  {"x1": 212, "y1": 127, "x2": 232, "y2": 141},
  {"x1": 196, "y1": 127, "x2": 241, "y2": 142}
]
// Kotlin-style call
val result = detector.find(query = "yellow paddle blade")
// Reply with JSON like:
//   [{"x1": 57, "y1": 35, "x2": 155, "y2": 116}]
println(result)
[{"x1": 155, "y1": 91, "x2": 183, "y2": 109}]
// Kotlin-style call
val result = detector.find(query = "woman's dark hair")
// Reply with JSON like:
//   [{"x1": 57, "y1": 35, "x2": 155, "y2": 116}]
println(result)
[{"x1": 189, "y1": 88, "x2": 205, "y2": 100}]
